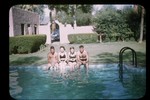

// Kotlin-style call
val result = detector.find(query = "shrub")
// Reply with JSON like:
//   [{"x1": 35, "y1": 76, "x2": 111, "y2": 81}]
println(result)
[
  {"x1": 9, "y1": 34, "x2": 46, "y2": 54},
  {"x1": 68, "y1": 33, "x2": 97, "y2": 44}
]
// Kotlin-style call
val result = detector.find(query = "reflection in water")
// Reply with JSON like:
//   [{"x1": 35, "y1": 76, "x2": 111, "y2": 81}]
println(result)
[
  {"x1": 9, "y1": 64, "x2": 146, "y2": 99},
  {"x1": 9, "y1": 70, "x2": 22, "y2": 98}
]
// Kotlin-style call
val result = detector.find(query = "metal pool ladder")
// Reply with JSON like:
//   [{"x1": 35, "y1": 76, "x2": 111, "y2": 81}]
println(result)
[{"x1": 118, "y1": 47, "x2": 137, "y2": 82}]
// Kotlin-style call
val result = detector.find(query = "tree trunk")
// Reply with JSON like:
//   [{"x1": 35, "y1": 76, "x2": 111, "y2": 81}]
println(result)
[
  {"x1": 99, "y1": 34, "x2": 102, "y2": 43},
  {"x1": 73, "y1": 5, "x2": 77, "y2": 27},
  {"x1": 139, "y1": 6, "x2": 144, "y2": 43}
]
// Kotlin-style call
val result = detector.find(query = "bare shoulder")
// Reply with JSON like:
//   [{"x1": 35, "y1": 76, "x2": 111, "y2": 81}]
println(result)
[
  {"x1": 68, "y1": 52, "x2": 70, "y2": 55},
  {"x1": 48, "y1": 52, "x2": 51, "y2": 56},
  {"x1": 55, "y1": 52, "x2": 58, "y2": 56},
  {"x1": 84, "y1": 50, "x2": 88, "y2": 54},
  {"x1": 47, "y1": 52, "x2": 52, "y2": 58},
  {"x1": 77, "y1": 51, "x2": 80, "y2": 55}
]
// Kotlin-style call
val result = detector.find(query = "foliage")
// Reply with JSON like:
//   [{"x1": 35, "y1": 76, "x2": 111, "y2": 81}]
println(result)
[
  {"x1": 92, "y1": 5, "x2": 134, "y2": 41},
  {"x1": 48, "y1": 4, "x2": 93, "y2": 25},
  {"x1": 9, "y1": 35, "x2": 46, "y2": 54},
  {"x1": 76, "y1": 9, "x2": 92, "y2": 26},
  {"x1": 68, "y1": 33, "x2": 97, "y2": 44},
  {"x1": 56, "y1": 11, "x2": 73, "y2": 24},
  {"x1": 120, "y1": 5, "x2": 146, "y2": 41},
  {"x1": 48, "y1": 4, "x2": 93, "y2": 15}
]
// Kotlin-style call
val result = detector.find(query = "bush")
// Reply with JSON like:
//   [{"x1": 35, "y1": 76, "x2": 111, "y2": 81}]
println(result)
[
  {"x1": 9, "y1": 34, "x2": 46, "y2": 54},
  {"x1": 76, "y1": 9, "x2": 92, "y2": 26},
  {"x1": 68, "y1": 33, "x2": 97, "y2": 44}
]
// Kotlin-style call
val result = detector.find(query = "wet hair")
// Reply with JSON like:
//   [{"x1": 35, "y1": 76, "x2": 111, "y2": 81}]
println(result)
[
  {"x1": 60, "y1": 46, "x2": 65, "y2": 50},
  {"x1": 79, "y1": 45, "x2": 84, "y2": 48},
  {"x1": 50, "y1": 46, "x2": 55, "y2": 50},
  {"x1": 70, "y1": 46, "x2": 74, "y2": 50}
]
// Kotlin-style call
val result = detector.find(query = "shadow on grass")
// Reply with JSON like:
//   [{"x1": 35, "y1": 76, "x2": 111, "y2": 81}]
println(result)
[
  {"x1": 10, "y1": 56, "x2": 42, "y2": 66},
  {"x1": 123, "y1": 51, "x2": 146, "y2": 67},
  {"x1": 94, "y1": 52, "x2": 118, "y2": 63},
  {"x1": 93, "y1": 51, "x2": 146, "y2": 67}
]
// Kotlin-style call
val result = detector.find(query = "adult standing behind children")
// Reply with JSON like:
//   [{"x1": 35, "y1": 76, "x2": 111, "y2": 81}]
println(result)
[{"x1": 77, "y1": 45, "x2": 89, "y2": 69}]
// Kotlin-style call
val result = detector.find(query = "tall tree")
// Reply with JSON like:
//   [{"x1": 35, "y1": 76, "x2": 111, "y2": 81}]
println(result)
[
  {"x1": 133, "y1": 5, "x2": 145, "y2": 43},
  {"x1": 138, "y1": 6, "x2": 145, "y2": 43},
  {"x1": 48, "y1": 5, "x2": 69, "y2": 22},
  {"x1": 123, "y1": 5, "x2": 143, "y2": 41}
]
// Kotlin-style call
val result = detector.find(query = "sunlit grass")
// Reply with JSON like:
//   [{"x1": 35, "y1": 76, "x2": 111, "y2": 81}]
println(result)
[{"x1": 9, "y1": 41, "x2": 146, "y2": 67}]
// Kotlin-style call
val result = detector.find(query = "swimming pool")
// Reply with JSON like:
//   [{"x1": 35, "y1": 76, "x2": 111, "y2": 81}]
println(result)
[{"x1": 9, "y1": 64, "x2": 146, "y2": 99}]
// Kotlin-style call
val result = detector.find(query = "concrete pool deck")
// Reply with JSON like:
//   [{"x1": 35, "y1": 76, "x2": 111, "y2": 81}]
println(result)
[{"x1": 9, "y1": 41, "x2": 146, "y2": 67}]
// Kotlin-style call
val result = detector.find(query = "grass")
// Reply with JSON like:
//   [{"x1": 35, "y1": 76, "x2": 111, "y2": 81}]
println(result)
[
  {"x1": 9, "y1": 41, "x2": 146, "y2": 67},
  {"x1": 91, "y1": 51, "x2": 146, "y2": 67}
]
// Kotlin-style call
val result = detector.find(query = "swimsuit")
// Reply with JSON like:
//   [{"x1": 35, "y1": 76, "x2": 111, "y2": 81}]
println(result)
[
  {"x1": 60, "y1": 53, "x2": 66, "y2": 61},
  {"x1": 69, "y1": 52, "x2": 76, "y2": 63},
  {"x1": 79, "y1": 54, "x2": 87, "y2": 61}
]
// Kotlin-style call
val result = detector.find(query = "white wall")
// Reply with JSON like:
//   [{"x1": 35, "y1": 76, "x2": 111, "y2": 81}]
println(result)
[
  {"x1": 39, "y1": 22, "x2": 95, "y2": 44},
  {"x1": 9, "y1": 8, "x2": 14, "y2": 37},
  {"x1": 39, "y1": 23, "x2": 51, "y2": 44},
  {"x1": 60, "y1": 24, "x2": 73, "y2": 44}
]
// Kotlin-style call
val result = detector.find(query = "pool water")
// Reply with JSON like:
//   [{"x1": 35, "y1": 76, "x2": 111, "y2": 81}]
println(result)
[{"x1": 9, "y1": 64, "x2": 146, "y2": 99}]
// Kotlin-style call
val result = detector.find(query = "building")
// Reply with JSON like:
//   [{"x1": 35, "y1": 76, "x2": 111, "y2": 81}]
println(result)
[
  {"x1": 9, "y1": 7, "x2": 40, "y2": 37},
  {"x1": 9, "y1": 6, "x2": 95, "y2": 44}
]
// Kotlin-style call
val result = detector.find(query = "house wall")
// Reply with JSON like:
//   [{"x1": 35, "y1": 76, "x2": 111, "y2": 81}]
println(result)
[
  {"x1": 10, "y1": 7, "x2": 39, "y2": 36},
  {"x1": 9, "y1": 8, "x2": 14, "y2": 37},
  {"x1": 39, "y1": 22, "x2": 95, "y2": 44},
  {"x1": 39, "y1": 23, "x2": 51, "y2": 44}
]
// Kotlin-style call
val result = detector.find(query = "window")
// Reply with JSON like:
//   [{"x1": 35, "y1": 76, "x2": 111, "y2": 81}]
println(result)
[
  {"x1": 34, "y1": 24, "x2": 37, "y2": 34},
  {"x1": 21, "y1": 24, "x2": 25, "y2": 35}
]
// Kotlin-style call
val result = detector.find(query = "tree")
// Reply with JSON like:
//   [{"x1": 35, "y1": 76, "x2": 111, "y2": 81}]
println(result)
[
  {"x1": 123, "y1": 5, "x2": 146, "y2": 42},
  {"x1": 92, "y1": 5, "x2": 134, "y2": 42},
  {"x1": 48, "y1": 4, "x2": 93, "y2": 25},
  {"x1": 75, "y1": 9, "x2": 92, "y2": 26},
  {"x1": 138, "y1": 6, "x2": 145, "y2": 43},
  {"x1": 48, "y1": 5, "x2": 70, "y2": 22},
  {"x1": 14, "y1": 4, "x2": 46, "y2": 21}
]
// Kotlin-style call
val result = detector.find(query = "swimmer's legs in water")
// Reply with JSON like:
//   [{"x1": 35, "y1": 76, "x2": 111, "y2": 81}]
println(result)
[
  {"x1": 77, "y1": 61, "x2": 89, "y2": 69},
  {"x1": 59, "y1": 61, "x2": 67, "y2": 75},
  {"x1": 77, "y1": 62, "x2": 89, "y2": 76},
  {"x1": 47, "y1": 63, "x2": 59, "y2": 70},
  {"x1": 68, "y1": 62, "x2": 77, "y2": 72}
]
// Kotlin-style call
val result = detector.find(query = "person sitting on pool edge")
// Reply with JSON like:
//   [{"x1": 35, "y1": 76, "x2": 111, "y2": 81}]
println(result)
[
  {"x1": 77, "y1": 45, "x2": 89, "y2": 69},
  {"x1": 47, "y1": 46, "x2": 59, "y2": 70},
  {"x1": 58, "y1": 46, "x2": 68, "y2": 67},
  {"x1": 68, "y1": 46, "x2": 77, "y2": 71}
]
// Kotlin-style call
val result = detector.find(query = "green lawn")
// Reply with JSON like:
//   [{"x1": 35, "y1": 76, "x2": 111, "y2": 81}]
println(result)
[{"x1": 9, "y1": 41, "x2": 146, "y2": 67}]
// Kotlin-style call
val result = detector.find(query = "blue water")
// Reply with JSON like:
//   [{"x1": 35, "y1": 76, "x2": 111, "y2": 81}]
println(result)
[{"x1": 9, "y1": 64, "x2": 146, "y2": 99}]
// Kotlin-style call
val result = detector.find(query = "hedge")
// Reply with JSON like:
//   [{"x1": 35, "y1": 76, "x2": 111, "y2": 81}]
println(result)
[
  {"x1": 68, "y1": 33, "x2": 97, "y2": 44},
  {"x1": 9, "y1": 34, "x2": 46, "y2": 54}
]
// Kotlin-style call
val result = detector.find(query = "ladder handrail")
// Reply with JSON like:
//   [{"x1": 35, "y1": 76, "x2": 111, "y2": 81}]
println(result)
[
  {"x1": 119, "y1": 47, "x2": 137, "y2": 68},
  {"x1": 118, "y1": 47, "x2": 137, "y2": 82}
]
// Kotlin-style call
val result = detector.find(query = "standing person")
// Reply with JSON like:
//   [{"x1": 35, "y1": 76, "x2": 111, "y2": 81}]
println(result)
[
  {"x1": 47, "y1": 46, "x2": 59, "y2": 70},
  {"x1": 58, "y1": 46, "x2": 67, "y2": 73},
  {"x1": 51, "y1": 20, "x2": 56, "y2": 34},
  {"x1": 77, "y1": 45, "x2": 89, "y2": 69},
  {"x1": 68, "y1": 47, "x2": 77, "y2": 71}
]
